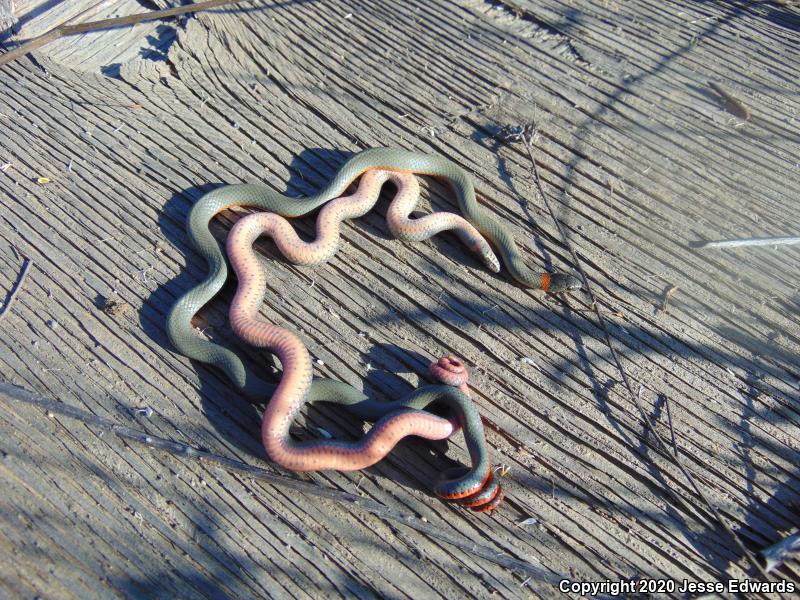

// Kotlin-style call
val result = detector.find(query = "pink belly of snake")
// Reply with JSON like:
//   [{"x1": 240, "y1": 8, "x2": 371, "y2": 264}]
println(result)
[{"x1": 227, "y1": 169, "x2": 496, "y2": 471}]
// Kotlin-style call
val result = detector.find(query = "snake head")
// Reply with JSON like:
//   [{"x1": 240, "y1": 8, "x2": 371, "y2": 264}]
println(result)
[{"x1": 547, "y1": 272, "x2": 583, "y2": 293}]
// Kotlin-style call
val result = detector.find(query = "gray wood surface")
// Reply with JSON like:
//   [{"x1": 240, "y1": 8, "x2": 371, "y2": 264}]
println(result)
[
  {"x1": 1, "y1": 0, "x2": 799, "y2": 597},
  {"x1": 7, "y1": 0, "x2": 174, "y2": 70},
  {"x1": 0, "y1": 1, "x2": 12, "y2": 33}
]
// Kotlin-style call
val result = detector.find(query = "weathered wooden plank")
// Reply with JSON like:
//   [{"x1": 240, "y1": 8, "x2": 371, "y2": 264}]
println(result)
[
  {"x1": 1, "y1": 0, "x2": 799, "y2": 597},
  {"x1": 7, "y1": 0, "x2": 176, "y2": 71},
  {"x1": 0, "y1": 0, "x2": 12, "y2": 32}
]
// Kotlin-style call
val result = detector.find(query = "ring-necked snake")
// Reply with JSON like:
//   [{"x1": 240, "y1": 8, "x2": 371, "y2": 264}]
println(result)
[
  {"x1": 226, "y1": 169, "x2": 505, "y2": 509},
  {"x1": 166, "y1": 148, "x2": 582, "y2": 511}
]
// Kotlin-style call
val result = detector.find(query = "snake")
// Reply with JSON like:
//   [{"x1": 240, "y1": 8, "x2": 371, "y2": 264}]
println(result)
[
  {"x1": 166, "y1": 148, "x2": 580, "y2": 510},
  {"x1": 226, "y1": 169, "x2": 503, "y2": 509}
]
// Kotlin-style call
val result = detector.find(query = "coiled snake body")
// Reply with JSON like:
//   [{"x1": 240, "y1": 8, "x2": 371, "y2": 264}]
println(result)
[{"x1": 167, "y1": 148, "x2": 581, "y2": 512}]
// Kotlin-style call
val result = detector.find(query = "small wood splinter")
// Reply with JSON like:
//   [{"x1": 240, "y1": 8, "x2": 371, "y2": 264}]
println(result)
[{"x1": 657, "y1": 284, "x2": 679, "y2": 315}]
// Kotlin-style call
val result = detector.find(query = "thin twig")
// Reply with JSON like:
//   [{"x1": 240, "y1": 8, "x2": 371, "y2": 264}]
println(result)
[
  {"x1": 0, "y1": 382, "x2": 554, "y2": 582},
  {"x1": 693, "y1": 236, "x2": 800, "y2": 249},
  {"x1": 664, "y1": 394, "x2": 678, "y2": 457},
  {"x1": 0, "y1": 0, "x2": 247, "y2": 67},
  {"x1": 9, "y1": 0, "x2": 115, "y2": 39},
  {"x1": 519, "y1": 129, "x2": 776, "y2": 584},
  {"x1": 0, "y1": 256, "x2": 31, "y2": 321}
]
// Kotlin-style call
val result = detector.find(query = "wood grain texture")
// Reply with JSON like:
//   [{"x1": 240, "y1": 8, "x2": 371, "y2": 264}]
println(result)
[
  {"x1": 1, "y1": 0, "x2": 799, "y2": 597},
  {"x1": 6, "y1": 0, "x2": 175, "y2": 71},
  {"x1": 0, "y1": 0, "x2": 13, "y2": 32}
]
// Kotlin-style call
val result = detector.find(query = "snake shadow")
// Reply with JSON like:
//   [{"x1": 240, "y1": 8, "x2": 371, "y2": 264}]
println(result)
[{"x1": 141, "y1": 147, "x2": 480, "y2": 498}]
